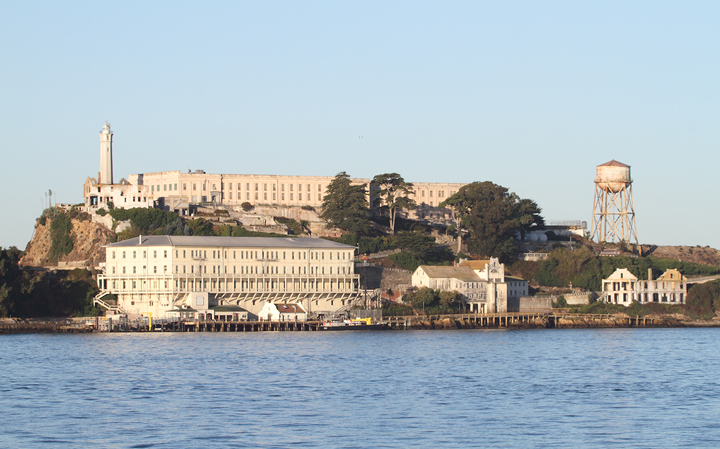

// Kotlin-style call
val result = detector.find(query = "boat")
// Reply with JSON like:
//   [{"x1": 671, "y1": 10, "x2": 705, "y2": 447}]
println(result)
[{"x1": 319, "y1": 317, "x2": 387, "y2": 331}]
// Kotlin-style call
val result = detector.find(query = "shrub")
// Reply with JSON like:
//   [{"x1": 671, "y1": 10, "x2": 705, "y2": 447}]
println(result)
[
  {"x1": 241, "y1": 202, "x2": 253, "y2": 212},
  {"x1": 684, "y1": 281, "x2": 720, "y2": 320},
  {"x1": 47, "y1": 210, "x2": 74, "y2": 263},
  {"x1": 275, "y1": 217, "x2": 304, "y2": 235},
  {"x1": 95, "y1": 209, "x2": 107, "y2": 216},
  {"x1": 382, "y1": 302, "x2": 413, "y2": 317},
  {"x1": 389, "y1": 251, "x2": 424, "y2": 271},
  {"x1": 109, "y1": 208, "x2": 182, "y2": 234}
]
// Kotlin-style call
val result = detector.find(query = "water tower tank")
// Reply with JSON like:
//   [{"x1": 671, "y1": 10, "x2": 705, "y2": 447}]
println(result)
[{"x1": 595, "y1": 160, "x2": 631, "y2": 193}]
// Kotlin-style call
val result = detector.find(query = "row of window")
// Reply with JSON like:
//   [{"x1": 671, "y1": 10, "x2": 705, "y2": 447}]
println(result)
[
  {"x1": 419, "y1": 190, "x2": 454, "y2": 198},
  {"x1": 111, "y1": 250, "x2": 168, "y2": 260},
  {"x1": 178, "y1": 249, "x2": 352, "y2": 261},
  {"x1": 113, "y1": 277, "x2": 352, "y2": 293},
  {"x1": 608, "y1": 292, "x2": 684, "y2": 303},
  {"x1": 111, "y1": 264, "x2": 351, "y2": 276},
  {"x1": 604, "y1": 281, "x2": 683, "y2": 291},
  {"x1": 111, "y1": 249, "x2": 353, "y2": 261},
  {"x1": 151, "y1": 184, "x2": 178, "y2": 192},
  {"x1": 150, "y1": 181, "x2": 327, "y2": 193}
]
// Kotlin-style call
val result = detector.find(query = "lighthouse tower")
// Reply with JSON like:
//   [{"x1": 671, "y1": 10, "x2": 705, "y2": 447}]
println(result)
[{"x1": 99, "y1": 122, "x2": 113, "y2": 185}]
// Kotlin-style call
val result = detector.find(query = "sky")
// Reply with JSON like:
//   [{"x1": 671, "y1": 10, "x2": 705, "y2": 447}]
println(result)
[{"x1": 1, "y1": 1, "x2": 719, "y2": 250}]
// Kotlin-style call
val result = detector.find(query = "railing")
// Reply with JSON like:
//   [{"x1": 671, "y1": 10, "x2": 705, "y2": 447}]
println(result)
[{"x1": 93, "y1": 291, "x2": 127, "y2": 314}]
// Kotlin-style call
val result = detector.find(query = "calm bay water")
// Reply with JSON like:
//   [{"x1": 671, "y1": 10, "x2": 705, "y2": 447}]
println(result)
[{"x1": 2, "y1": 328, "x2": 720, "y2": 448}]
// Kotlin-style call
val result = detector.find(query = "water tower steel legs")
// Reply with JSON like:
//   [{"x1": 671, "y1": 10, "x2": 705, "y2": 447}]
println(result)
[{"x1": 591, "y1": 183, "x2": 638, "y2": 245}]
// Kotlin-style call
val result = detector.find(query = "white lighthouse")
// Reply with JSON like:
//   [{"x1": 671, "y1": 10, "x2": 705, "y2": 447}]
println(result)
[{"x1": 99, "y1": 122, "x2": 113, "y2": 185}]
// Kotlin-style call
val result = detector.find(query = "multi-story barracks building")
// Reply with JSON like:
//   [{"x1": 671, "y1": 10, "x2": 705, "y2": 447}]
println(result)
[{"x1": 95, "y1": 235, "x2": 360, "y2": 320}]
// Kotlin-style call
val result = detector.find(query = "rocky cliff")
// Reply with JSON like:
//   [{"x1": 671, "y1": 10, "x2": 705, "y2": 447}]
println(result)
[{"x1": 21, "y1": 216, "x2": 115, "y2": 268}]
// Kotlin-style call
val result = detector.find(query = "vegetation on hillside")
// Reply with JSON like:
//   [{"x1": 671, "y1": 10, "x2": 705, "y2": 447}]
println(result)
[
  {"x1": 37, "y1": 207, "x2": 92, "y2": 264},
  {"x1": 0, "y1": 247, "x2": 99, "y2": 318},
  {"x1": 522, "y1": 246, "x2": 720, "y2": 291}
]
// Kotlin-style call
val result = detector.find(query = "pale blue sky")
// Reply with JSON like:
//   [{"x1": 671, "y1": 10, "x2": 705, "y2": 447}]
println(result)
[{"x1": 1, "y1": 1, "x2": 718, "y2": 250}]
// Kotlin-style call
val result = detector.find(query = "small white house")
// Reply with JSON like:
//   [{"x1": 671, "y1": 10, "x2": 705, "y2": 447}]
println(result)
[{"x1": 259, "y1": 302, "x2": 307, "y2": 321}]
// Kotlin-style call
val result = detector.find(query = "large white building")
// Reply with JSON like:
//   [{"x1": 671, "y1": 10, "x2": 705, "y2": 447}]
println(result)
[
  {"x1": 82, "y1": 123, "x2": 466, "y2": 217},
  {"x1": 411, "y1": 258, "x2": 529, "y2": 313},
  {"x1": 95, "y1": 236, "x2": 361, "y2": 320}
]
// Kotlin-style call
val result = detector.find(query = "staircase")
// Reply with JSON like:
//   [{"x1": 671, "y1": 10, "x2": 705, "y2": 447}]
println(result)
[{"x1": 93, "y1": 291, "x2": 127, "y2": 314}]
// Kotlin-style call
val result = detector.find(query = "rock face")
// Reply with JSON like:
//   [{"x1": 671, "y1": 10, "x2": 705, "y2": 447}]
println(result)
[{"x1": 21, "y1": 217, "x2": 115, "y2": 268}]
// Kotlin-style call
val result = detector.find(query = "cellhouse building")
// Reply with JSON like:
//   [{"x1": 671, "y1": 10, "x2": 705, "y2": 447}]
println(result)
[{"x1": 95, "y1": 235, "x2": 360, "y2": 320}]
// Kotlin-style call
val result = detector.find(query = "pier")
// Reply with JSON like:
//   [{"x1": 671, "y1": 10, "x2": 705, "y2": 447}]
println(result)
[
  {"x1": 0, "y1": 312, "x2": 667, "y2": 334},
  {"x1": 91, "y1": 312, "x2": 661, "y2": 332}
]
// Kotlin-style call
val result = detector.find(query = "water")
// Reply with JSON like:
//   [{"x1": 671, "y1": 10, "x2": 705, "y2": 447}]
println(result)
[{"x1": 2, "y1": 328, "x2": 720, "y2": 448}]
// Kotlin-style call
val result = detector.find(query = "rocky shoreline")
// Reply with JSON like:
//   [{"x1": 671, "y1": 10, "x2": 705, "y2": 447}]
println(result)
[{"x1": 402, "y1": 314, "x2": 720, "y2": 330}]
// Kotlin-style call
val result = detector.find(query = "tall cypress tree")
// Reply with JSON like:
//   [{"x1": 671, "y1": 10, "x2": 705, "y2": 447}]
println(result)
[{"x1": 320, "y1": 172, "x2": 371, "y2": 235}]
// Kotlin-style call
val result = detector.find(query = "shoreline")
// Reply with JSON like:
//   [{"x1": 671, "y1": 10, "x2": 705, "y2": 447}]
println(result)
[{"x1": 2, "y1": 313, "x2": 720, "y2": 334}]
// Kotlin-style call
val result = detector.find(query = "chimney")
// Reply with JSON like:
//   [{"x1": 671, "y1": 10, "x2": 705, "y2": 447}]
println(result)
[
  {"x1": 139, "y1": 235, "x2": 142, "y2": 245},
  {"x1": 648, "y1": 268, "x2": 652, "y2": 281}
]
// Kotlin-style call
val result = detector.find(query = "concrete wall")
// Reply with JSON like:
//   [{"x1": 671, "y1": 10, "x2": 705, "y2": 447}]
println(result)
[
  {"x1": 565, "y1": 292, "x2": 592, "y2": 305},
  {"x1": 507, "y1": 296, "x2": 552, "y2": 313}
]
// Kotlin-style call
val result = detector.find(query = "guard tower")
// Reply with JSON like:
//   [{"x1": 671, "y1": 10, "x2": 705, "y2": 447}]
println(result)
[
  {"x1": 99, "y1": 122, "x2": 113, "y2": 185},
  {"x1": 590, "y1": 160, "x2": 638, "y2": 245}
]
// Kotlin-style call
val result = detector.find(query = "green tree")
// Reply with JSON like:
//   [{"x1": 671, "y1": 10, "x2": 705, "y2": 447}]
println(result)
[
  {"x1": 371, "y1": 173, "x2": 416, "y2": 234},
  {"x1": 395, "y1": 231, "x2": 435, "y2": 260},
  {"x1": 440, "y1": 181, "x2": 544, "y2": 262},
  {"x1": 405, "y1": 287, "x2": 437, "y2": 309},
  {"x1": 439, "y1": 290, "x2": 461, "y2": 307},
  {"x1": 186, "y1": 218, "x2": 215, "y2": 236},
  {"x1": 320, "y1": 172, "x2": 371, "y2": 235},
  {"x1": 0, "y1": 247, "x2": 25, "y2": 317}
]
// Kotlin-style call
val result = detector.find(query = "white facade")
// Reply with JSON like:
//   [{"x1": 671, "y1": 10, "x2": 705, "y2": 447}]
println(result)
[
  {"x1": 258, "y1": 302, "x2": 307, "y2": 321},
  {"x1": 411, "y1": 258, "x2": 529, "y2": 313},
  {"x1": 601, "y1": 268, "x2": 687, "y2": 306},
  {"x1": 97, "y1": 236, "x2": 360, "y2": 319}
]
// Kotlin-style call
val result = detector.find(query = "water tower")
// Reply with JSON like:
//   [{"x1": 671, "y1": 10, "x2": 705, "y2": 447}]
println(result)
[{"x1": 590, "y1": 160, "x2": 638, "y2": 245}]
